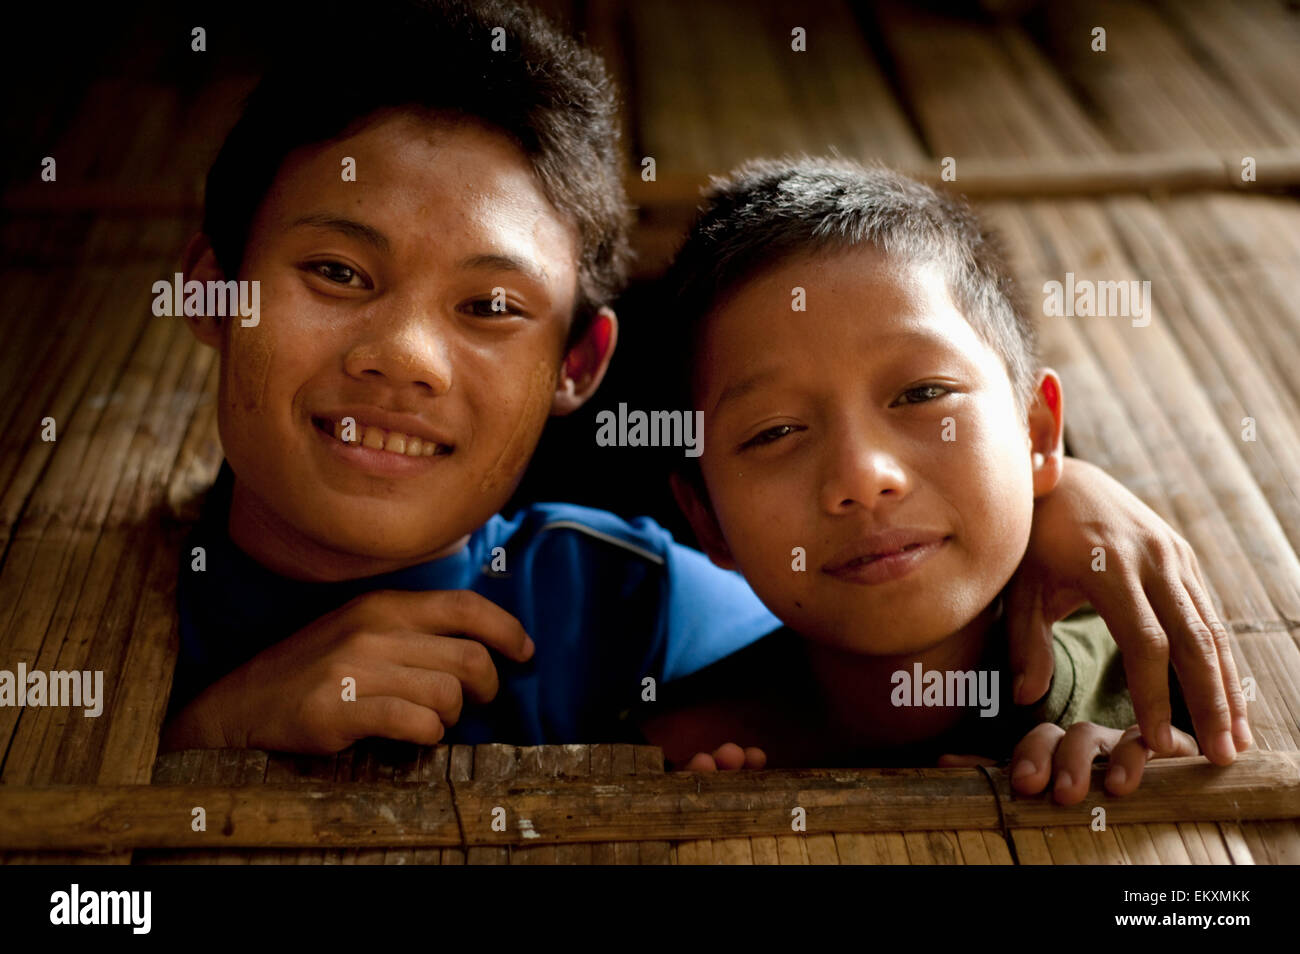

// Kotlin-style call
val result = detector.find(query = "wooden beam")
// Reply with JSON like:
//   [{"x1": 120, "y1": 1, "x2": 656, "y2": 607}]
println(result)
[{"x1": 2, "y1": 752, "x2": 1297, "y2": 852}]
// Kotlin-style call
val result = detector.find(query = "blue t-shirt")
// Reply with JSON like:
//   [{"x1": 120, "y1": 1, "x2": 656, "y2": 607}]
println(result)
[{"x1": 171, "y1": 461, "x2": 781, "y2": 744}]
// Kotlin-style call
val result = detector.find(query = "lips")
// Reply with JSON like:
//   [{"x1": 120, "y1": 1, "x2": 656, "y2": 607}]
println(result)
[
  {"x1": 310, "y1": 407, "x2": 455, "y2": 458},
  {"x1": 822, "y1": 529, "x2": 951, "y2": 575}
]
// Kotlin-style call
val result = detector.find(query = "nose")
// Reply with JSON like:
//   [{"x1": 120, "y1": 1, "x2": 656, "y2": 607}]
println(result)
[
  {"x1": 818, "y1": 421, "x2": 911, "y2": 514},
  {"x1": 343, "y1": 296, "x2": 454, "y2": 395}
]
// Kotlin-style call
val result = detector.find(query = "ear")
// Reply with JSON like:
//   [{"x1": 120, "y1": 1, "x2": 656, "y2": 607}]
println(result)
[
  {"x1": 180, "y1": 233, "x2": 227, "y2": 350},
  {"x1": 669, "y1": 471, "x2": 737, "y2": 570},
  {"x1": 552, "y1": 307, "x2": 617, "y2": 416},
  {"x1": 1027, "y1": 368, "x2": 1065, "y2": 499}
]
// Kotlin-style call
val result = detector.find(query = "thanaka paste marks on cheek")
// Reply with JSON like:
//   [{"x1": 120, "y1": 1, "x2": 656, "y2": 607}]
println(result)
[
  {"x1": 227, "y1": 323, "x2": 274, "y2": 411},
  {"x1": 479, "y1": 359, "x2": 556, "y2": 493}
]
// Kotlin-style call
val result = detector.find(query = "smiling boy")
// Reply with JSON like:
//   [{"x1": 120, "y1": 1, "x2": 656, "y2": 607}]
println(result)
[
  {"x1": 643, "y1": 159, "x2": 1230, "y2": 800},
  {"x1": 162, "y1": 0, "x2": 1247, "y2": 760},
  {"x1": 163, "y1": 0, "x2": 784, "y2": 752}
]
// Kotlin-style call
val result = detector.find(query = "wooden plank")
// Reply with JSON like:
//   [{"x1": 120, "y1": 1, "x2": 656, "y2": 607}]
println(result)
[
  {"x1": 510, "y1": 746, "x2": 559, "y2": 865},
  {"x1": 552, "y1": 745, "x2": 593, "y2": 865},
  {"x1": 903, "y1": 831, "x2": 959, "y2": 865},
  {"x1": 1238, "y1": 820, "x2": 1300, "y2": 865},
  {"x1": 1051, "y1": 0, "x2": 1293, "y2": 151},
  {"x1": 5, "y1": 752, "x2": 1297, "y2": 852},
  {"x1": 982, "y1": 830, "x2": 1015, "y2": 865},
  {"x1": 804, "y1": 834, "x2": 840, "y2": 864},
  {"x1": 874, "y1": 0, "x2": 1105, "y2": 160},
  {"x1": 956, "y1": 829, "x2": 992, "y2": 865},
  {"x1": 442, "y1": 745, "x2": 473, "y2": 865},
  {"x1": 633, "y1": 745, "x2": 672, "y2": 865},
  {"x1": 466, "y1": 744, "x2": 518, "y2": 865},
  {"x1": 1011, "y1": 829, "x2": 1056, "y2": 865},
  {"x1": 749, "y1": 837, "x2": 779, "y2": 865}
]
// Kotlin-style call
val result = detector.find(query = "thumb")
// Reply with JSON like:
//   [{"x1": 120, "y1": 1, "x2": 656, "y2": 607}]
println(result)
[{"x1": 1004, "y1": 575, "x2": 1054, "y2": 705}]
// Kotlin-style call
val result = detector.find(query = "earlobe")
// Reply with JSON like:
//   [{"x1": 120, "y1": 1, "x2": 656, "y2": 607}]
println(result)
[
  {"x1": 179, "y1": 234, "x2": 227, "y2": 350},
  {"x1": 1028, "y1": 368, "x2": 1066, "y2": 498},
  {"x1": 552, "y1": 307, "x2": 618, "y2": 416},
  {"x1": 669, "y1": 471, "x2": 737, "y2": 570}
]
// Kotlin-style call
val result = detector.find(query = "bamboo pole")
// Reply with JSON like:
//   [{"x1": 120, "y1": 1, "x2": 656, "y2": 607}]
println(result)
[{"x1": 2, "y1": 752, "x2": 1296, "y2": 853}]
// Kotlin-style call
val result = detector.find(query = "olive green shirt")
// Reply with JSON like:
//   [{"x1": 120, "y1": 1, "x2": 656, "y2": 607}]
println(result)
[{"x1": 644, "y1": 602, "x2": 1193, "y2": 766}]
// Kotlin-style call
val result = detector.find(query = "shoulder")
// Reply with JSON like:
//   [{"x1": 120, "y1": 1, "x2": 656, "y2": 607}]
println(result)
[{"x1": 491, "y1": 502, "x2": 676, "y2": 566}]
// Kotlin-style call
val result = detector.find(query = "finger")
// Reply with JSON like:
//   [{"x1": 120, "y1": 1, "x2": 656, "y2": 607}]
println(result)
[
  {"x1": 1147, "y1": 573, "x2": 1233, "y2": 764},
  {"x1": 1008, "y1": 723, "x2": 1066, "y2": 795},
  {"x1": 359, "y1": 590, "x2": 535, "y2": 662},
  {"x1": 1103, "y1": 583, "x2": 1175, "y2": 755},
  {"x1": 681, "y1": 752, "x2": 719, "y2": 772},
  {"x1": 710, "y1": 743, "x2": 746, "y2": 771},
  {"x1": 936, "y1": 754, "x2": 998, "y2": 767},
  {"x1": 1104, "y1": 724, "x2": 1199, "y2": 796},
  {"x1": 743, "y1": 747, "x2": 768, "y2": 770},
  {"x1": 1052, "y1": 722, "x2": 1124, "y2": 806},
  {"x1": 358, "y1": 631, "x2": 500, "y2": 704},
  {"x1": 1181, "y1": 569, "x2": 1252, "y2": 757},
  {"x1": 352, "y1": 696, "x2": 445, "y2": 746},
  {"x1": 1003, "y1": 574, "x2": 1055, "y2": 705},
  {"x1": 398, "y1": 668, "x2": 464, "y2": 725},
  {"x1": 344, "y1": 664, "x2": 466, "y2": 725}
]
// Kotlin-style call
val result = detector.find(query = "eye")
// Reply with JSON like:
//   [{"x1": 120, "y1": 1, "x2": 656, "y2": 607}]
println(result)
[
  {"x1": 893, "y1": 384, "x2": 951, "y2": 406},
  {"x1": 462, "y1": 298, "x2": 524, "y2": 319},
  {"x1": 740, "y1": 423, "x2": 804, "y2": 450},
  {"x1": 303, "y1": 260, "x2": 370, "y2": 289}
]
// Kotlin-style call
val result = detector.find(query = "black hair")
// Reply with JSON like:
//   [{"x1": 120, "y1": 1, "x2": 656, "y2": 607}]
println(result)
[
  {"x1": 663, "y1": 157, "x2": 1037, "y2": 435},
  {"x1": 202, "y1": 0, "x2": 632, "y2": 336}
]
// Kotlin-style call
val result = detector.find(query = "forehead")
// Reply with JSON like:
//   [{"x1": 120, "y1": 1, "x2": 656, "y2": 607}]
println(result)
[
  {"x1": 699, "y1": 247, "x2": 981, "y2": 372},
  {"x1": 258, "y1": 109, "x2": 580, "y2": 279}
]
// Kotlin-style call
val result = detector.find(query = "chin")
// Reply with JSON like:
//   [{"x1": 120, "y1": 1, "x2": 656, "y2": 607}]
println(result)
[{"x1": 806, "y1": 592, "x2": 990, "y2": 656}]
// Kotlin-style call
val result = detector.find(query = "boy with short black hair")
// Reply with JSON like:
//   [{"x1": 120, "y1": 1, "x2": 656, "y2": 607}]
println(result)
[
  {"x1": 644, "y1": 159, "x2": 1220, "y2": 801},
  {"x1": 164, "y1": 0, "x2": 781, "y2": 752}
]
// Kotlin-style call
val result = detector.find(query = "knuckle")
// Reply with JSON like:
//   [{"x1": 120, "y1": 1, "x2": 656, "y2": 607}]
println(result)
[
  {"x1": 442, "y1": 588, "x2": 477, "y2": 617},
  {"x1": 1130, "y1": 623, "x2": 1170, "y2": 662},
  {"x1": 376, "y1": 696, "x2": 406, "y2": 727},
  {"x1": 458, "y1": 638, "x2": 492, "y2": 677},
  {"x1": 345, "y1": 589, "x2": 395, "y2": 622},
  {"x1": 430, "y1": 673, "x2": 464, "y2": 723}
]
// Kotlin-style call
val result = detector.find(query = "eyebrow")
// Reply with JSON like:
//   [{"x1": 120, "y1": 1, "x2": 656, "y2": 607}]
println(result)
[
  {"x1": 290, "y1": 218, "x2": 552, "y2": 287},
  {"x1": 457, "y1": 252, "x2": 549, "y2": 286},
  {"x1": 292, "y1": 213, "x2": 391, "y2": 254},
  {"x1": 710, "y1": 327, "x2": 954, "y2": 415}
]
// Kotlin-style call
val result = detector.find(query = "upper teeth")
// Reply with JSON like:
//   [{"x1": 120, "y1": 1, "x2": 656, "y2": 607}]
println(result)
[{"x1": 327, "y1": 418, "x2": 444, "y2": 457}]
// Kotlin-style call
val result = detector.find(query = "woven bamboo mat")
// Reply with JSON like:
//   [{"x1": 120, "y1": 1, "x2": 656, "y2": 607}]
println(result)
[{"x1": 1, "y1": 0, "x2": 1298, "y2": 863}]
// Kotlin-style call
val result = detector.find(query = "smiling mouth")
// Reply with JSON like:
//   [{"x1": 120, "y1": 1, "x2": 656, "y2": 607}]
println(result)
[
  {"x1": 311, "y1": 416, "x2": 454, "y2": 458},
  {"x1": 844, "y1": 542, "x2": 928, "y2": 568}
]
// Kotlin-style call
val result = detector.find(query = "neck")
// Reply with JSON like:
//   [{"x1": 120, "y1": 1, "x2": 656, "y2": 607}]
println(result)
[
  {"x1": 228, "y1": 478, "x2": 470, "y2": 582},
  {"x1": 803, "y1": 598, "x2": 1004, "y2": 750}
]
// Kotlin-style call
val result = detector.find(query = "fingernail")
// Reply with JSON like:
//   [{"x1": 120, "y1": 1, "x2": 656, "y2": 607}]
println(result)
[
  {"x1": 1108, "y1": 765, "x2": 1127, "y2": 788},
  {"x1": 1054, "y1": 771, "x2": 1073, "y2": 792},
  {"x1": 523, "y1": 637, "x2": 536, "y2": 657},
  {"x1": 1234, "y1": 716, "x2": 1253, "y2": 748},
  {"x1": 1012, "y1": 673, "x2": 1025, "y2": 704},
  {"x1": 1157, "y1": 722, "x2": 1173, "y2": 752},
  {"x1": 1012, "y1": 759, "x2": 1035, "y2": 780},
  {"x1": 1214, "y1": 730, "x2": 1236, "y2": 763}
]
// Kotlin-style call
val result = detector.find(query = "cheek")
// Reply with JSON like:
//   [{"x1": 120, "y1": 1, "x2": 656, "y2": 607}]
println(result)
[
  {"x1": 709, "y1": 467, "x2": 814, "y2": 589},
  {"x1": 225, "y1": 323, "x2": 275, "y2": 413},
  {"x1": 954, "y1": 421, "x2": 1035, "y2": 562},
  {"x1": 478, "y1": 358, "x2": 557, "y2": 493}
]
